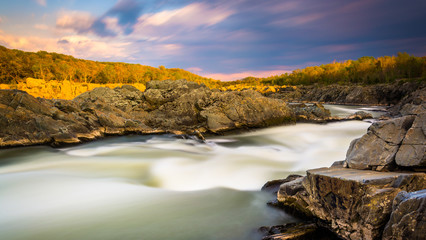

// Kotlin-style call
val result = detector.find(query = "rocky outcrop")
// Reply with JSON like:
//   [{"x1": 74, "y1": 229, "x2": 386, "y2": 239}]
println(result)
[
  {"x1": 267, "y1": 81, "x2": 425, "y2": 106},
  {"x1": 267, "y1": 94, "x2": 425, "y2": 239},
  {"x1": 277, "y1": 167, "x2": 425, "y2": 240},
  {"x1": 144, "y1": 80, "x2": 295, "y2": 133},
  {"x1": 0, "y1": 79, "x2": 297, "y2": 147}
]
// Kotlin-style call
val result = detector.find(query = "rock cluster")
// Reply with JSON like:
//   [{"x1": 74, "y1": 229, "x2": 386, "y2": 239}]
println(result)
[
  {"x1": 0, "y1": 79, "x2": 296, "y2": 147},
  {"x1": 267, "y1": 90, "x2": 425, "y2": 240},
  {"x1": 267, "y1": 81, "x2": 424, "y2": 105}
]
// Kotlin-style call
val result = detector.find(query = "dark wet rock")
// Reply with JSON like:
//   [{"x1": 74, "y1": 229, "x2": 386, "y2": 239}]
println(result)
[
  {"x1": 259, "y1": 222, "x2": 337, "y2": 240},
  {"x1": 382, "y1": 189, "x2": 426, "y2": 240},
  {"x1": 277, "y1": 166, "x2": 426, "y2": 240},
  {"x1": 262, "y1": 175, "x2": 303, "y2": 194}
]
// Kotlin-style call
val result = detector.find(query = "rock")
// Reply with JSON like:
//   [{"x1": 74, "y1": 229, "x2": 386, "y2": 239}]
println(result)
[
  {"x1": 289, "y1": 103, "x2": 331, "y2": 121},
  {"x1": 395, "y1": 113, "x2": 426, "y2": 168},
  {"x1": 145, "y1": 82, "x2": 295, "y2": 133},
  {"x1": 348, "y1": 111, "x2": 373, "y2": 120},
  {"x1": 388, "y1": 85, "x2": 426, "y2": 116},
  {"x1": 345, "y1": 116, "x2": 416, "y2": 170},
  {"x1": 370, "y1": 116, "x2": 415, "y2": 144},
  {"x1": 262, "y1": 175, "x2": 303, "y2": 194},
  {"x1": 277, "y1": 166, "x2": 426, "y2": 240},
  {"x1": 0, "y1": 79, "x2": 298, "y2": 147},
  {"x1": 382, "y1": 190, "x2": 426, "y2": 240},
  {"x1": 259, "y1": 222, "x2": 336, "y2": 240},
  {"x1": 267, "y1": 81, "x2": 424, "y2": 106},
  {"x1": 345, "y1": 134, "x2": 399, "y2": 170}
]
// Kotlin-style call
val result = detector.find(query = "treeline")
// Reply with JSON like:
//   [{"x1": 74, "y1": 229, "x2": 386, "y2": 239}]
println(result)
[
  {"x1": 224, "y1": 53, "x2": 426, "y2": 86},
  {"x1": 1, "y1": 45, "x2": 424, "y2": 89},
  {"x1": 0, "y1": 45, "x2": 221, "y2": 88}
]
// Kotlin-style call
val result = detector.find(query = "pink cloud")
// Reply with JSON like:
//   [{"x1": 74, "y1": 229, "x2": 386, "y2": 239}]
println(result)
[
  {"x1": 141, "y1": 3, "x2": 233, "y2": 27},
  {"x1": 271, "y1": 12, "x2": 325, "y2": 27},
  {"x1": 316, "y1": 43, "x2": 359, "y2": 53},
  {"x1": 186, "y1": 67, "x2": 203, "y2": 73},
  {"x1": 34, "y1": 0, "x2": 46, "y2": 7}
]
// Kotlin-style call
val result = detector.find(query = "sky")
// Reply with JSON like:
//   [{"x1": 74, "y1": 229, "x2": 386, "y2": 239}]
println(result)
[{"x1": 0, "y1": 0, "x2": 425, "y2": 81}]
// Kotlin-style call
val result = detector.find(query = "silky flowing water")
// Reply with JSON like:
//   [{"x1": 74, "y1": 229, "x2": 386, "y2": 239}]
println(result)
[{"x1": 0, "y1": 106, "x2": 384, "y2": 240}]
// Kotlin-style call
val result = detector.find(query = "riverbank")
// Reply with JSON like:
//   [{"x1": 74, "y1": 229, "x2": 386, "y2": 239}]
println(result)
[{"x1": 0, "y1": 79, "x2": 378, "y2": 148}]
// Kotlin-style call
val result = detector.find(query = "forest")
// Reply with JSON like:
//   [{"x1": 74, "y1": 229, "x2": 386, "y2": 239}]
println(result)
[
  {"x1": 1, "y1": 45, "x2": 425, "y2": 89},
  {"x1": 223, "y1": 53, "x2": 426, "y2": 87},
  {"x1": 0, "y1": 45, "x2": 221, "y2": 88}
]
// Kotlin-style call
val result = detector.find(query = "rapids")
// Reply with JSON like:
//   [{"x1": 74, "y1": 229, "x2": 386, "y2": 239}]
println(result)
[{"x1": 0, "y1": 106, "x2": 383, "y2": 240}]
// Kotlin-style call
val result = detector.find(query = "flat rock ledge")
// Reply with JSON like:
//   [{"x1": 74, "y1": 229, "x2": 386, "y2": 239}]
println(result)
[{"x1": 276, "y1": 167, "x2": 425, "y2": 240}]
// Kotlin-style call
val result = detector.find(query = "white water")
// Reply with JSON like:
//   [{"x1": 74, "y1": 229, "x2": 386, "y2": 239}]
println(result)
[{"x1": 0, "y1": 106, "x2": 380, "y2": 240}]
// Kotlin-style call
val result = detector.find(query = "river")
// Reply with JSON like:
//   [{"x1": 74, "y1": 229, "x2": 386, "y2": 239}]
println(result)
[{"x1": 0, "y1": 105, "x2": 385, "y2": 240}]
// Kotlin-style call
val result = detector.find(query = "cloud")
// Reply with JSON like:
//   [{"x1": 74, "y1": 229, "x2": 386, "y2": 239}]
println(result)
[
  {"x1": 34, "y1": 24, "x2": 49, "y2": 30},
  {"x1": 186, "y1": 67, "x2": 203, "y2": 73},
  {"x1": 315, "y1": 43, "x2": 359, "y2": 53},
  {"x1": 56, "y1": 35, "x2": 131, "y2": 58},
  {"x1": 55, "y1": 0, "x2": 143, "y2": 37},
  {"x1": 135, "y1": 2, "x2": 234, "y2": 31},
  {"x1": 56, "y1": 11, "x2": 95, "y2": 34},
  {"x1": 272, "y1": 13, "x2": 324, "y2": 27},
  {"x1": 0, "y1": 31, "x2": 130, "y2": 60},
  {"x1": 34, "y1": 0, "x2": 46, "y2": 7},
  {"x1": 106, "y1": 0, "x2": 142, "y2": 34}
]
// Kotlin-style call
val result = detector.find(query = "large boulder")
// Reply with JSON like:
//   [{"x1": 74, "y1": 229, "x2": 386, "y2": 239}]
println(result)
[
  {"x1": 395, "y1": 113, "x2": 426, "y2": 168},
  {"x1": 277, "y1": 167, "x2": 426, "y2": 240},
  {"x1": 345, "y1": 114, "x2": 426, "y2": 170},
  {"x1": 382, "y1": 190, "x2": 426, "y2": 240}
]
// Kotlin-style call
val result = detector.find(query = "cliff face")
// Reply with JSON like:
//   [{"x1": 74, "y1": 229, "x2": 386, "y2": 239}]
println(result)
[{"x1": 269, "y1": 92, "x2": 426, "y2": 240}]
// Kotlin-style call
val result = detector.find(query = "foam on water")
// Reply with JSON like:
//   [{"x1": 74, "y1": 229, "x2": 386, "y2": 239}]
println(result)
[{"x1": 0, "y1": 106, "x2": 374, "y2": 239}]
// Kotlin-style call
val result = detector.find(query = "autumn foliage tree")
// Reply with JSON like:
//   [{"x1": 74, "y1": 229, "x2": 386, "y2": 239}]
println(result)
[{"x1": 0, "y1": 45, "x2": 220, "y2": 88}]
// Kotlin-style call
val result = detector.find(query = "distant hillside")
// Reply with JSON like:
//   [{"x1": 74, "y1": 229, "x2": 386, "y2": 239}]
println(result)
[
  {"x1": 1, "y1": 45, "x2": 424, "y2": 95},
  {"x1": 0, "y1": 45, "x2": 221, "y2": 88},
  {"x1": 225, "y1": 53, "x2": 426, "y2": 87}
]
